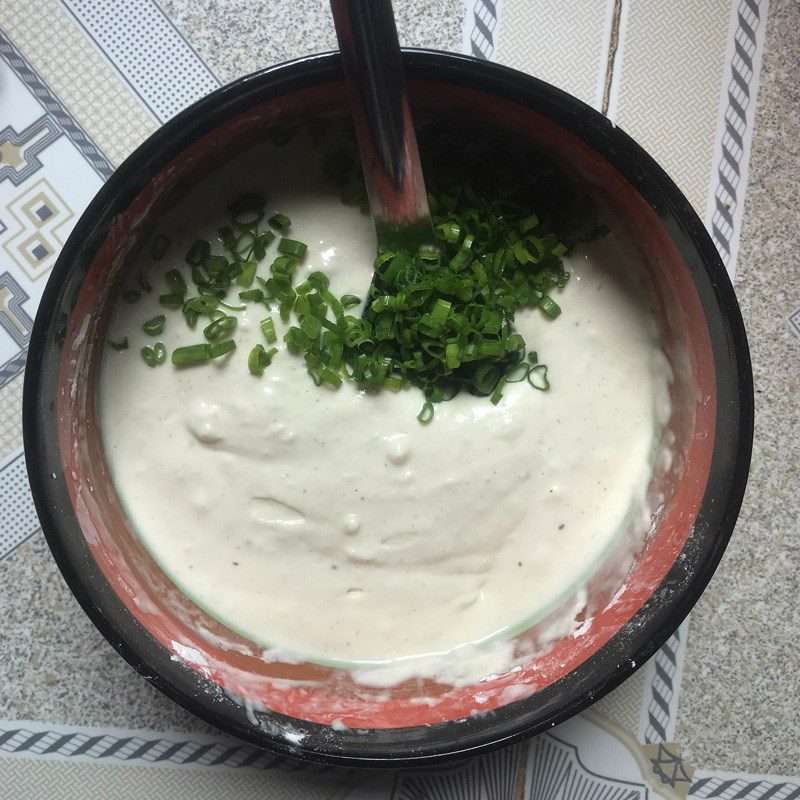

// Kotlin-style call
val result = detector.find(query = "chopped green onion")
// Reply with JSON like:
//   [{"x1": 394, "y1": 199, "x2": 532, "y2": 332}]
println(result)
[
  {"x1": 209, "y1": 339, "x2": 236, "y2": 358},
  {"x1": 142, "y1": 315, "x2": 166, "y2": 336},
  {"x1": 141, "y1": 342, "x2": 166, "y2": 367},
  {"x1": 108, "y1": 337, "x2": 128, "y2": 351},
  {"x1": 203, "y1": 315, "x2": 236, "y2": 341},
  {"x1": 239, "y1": 289, "x2": 265, "y2": 302},
  {"x1": 148, "y1": 126, "x2": 599, "y2": 418},
  {"x1": 159, "y1": 293, "x2": 184, "y2": 308},
  {"x1": 341, "y1": 294, "x2": 361, "y2": 308},
  {"x1": 431, "y1": 299, "x2": 451, "y2": 325},
  {"x1": 268, "y1": 213, "x2": 291, "y2": 233},
  {"x1": 445, "y1": 342, "x2": 460, "y2": 369},
  {"x1": 186, "y1": 240, "x2": 210, "y2": 266},
  {"x1": 506, "y1": 362, "x2": 530, "y2": 383},
  {"x1": 183, "y1": 308, "x2": 199, "y2": 329},
  {"x1": 490, "y1": 376, "x2": 507, "y2": 405},
  {"x1": 218, "y1": 299, "x2": 246, "y2": 312},
  {"x1": 236, "y1": 260, "x2": 257, "y2": 287},
  {"x1": 261, "y1": 317, "x2": 277, "y2": 343},
  {"x1": 527, "y1": 364, "x2": 549, "y2": 391},
  {"x1": 539, "y1": 295, "x2": 561, "y2": 319},
  {"x1": 419, "y1": 243, "x2": 440, "y2": 261},
  {"x1": 248, "y1": 343, "x2": 278, "y2": 375},
  {"x1": 171, "y1": 344, "x2": 210, "y2": 365},
  {"x1": 277, "y1": 238, "x2": 307, "y2": 259},
  {"x1": 435, "y1": 221, "x2": 461, "y2": 244},
  {"x1": 185, "y1": 295, "x2": 219, "y2": 314},
  {"x1": 227, "y1": 193, "x2": 266, "y2": 227},
  {"x1": 417, "y1": 401, "x2": 434, "y2": 424},
  {"x1": 165, "y1": 269, "x2": 188, "y2": 297},
  {"x1": 235, "y1": 230, "x2": 257, "y2": 260},
  {"x1": 318, "y1": 366, "x2": 342, "y2": 388},
  {"x1": 253, "y1": 231, "x2": 276, "y2": 260},
  {"x1": 217, "y1": 225, "x2": 237, "y2": 256}
]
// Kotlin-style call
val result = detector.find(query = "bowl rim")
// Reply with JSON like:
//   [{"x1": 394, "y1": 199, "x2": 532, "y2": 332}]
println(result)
[{"x1": 22, "y1": 48, "x2": 753, "y2": 768}]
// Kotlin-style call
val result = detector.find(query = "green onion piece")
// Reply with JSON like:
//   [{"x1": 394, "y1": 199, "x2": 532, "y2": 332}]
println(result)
[
  {"x1": 506, "y1": 363, "x2": 530, "y2": 383},
  {"x1": 261, "y1": 317, "x2": 277, "y2": 343},
  {"x1": 319, "y1": 366, "x2": 342, "y2": 388},
  {"x1": 435, "y1": 221, "x2": 461, "y2": 244},
  {"x1": 159, "y1": 293, "x2": 184, "y2": 308},
  {"x1": 248, "y1": 343, "x2": 278, "y2": 375},
  {"x1": 172, "y1": 344, "x2": 210, "y2": 366},
  {"x1": 165, "y1": 269, "x2": 188, "y2": 296},
  {"x1": 418, "y1": 243, "x2": 440, "y2": 261},
  {"x1": 150, "y1": 235, "x2": 170, "y2": 260},
  {"x1": 218, "y1": 299, "x2": 247, "y2": 312},
  {"x1": 341, "y1": 294, "x2": 361, "y2": 308},
  {"x1": 108, "y1": 337, "x2": 128, "y2": 351},
  {"x1": 539, "y1": 295, "x2": 561, "y2": 319},
  {"x1": 186, "y1": 295, "x2": 219, "y2": 314},
  {"x1": 490, "y1": 376, "x2": 507, "y2": 405},
  {"x1": 277, "y1": 238, "x2": 307, "y2": 259},
  {"x1": 141, "y1": 342, "x2": 167, "y2": 367},
  {"x1": 300, "y1": 314, "x2": 321, "y2": 338},
  {"x1": 431, "y1": 299, "x2": 451, "y2": 325},
  {"x1": 203, "y1": 315, "x2": 237, "y2": 341},
  {"x1": 217, "y1": 225, "x2": 237, "y2": 256},
  {"x1": 527, "y1": 364, "x2": 549, "y2": 391},
  {"x1": 142, "y1": 315, "x2": 166, "y2": 336},
  {"x1": 253, "y1": 231, "x2": 276, "y2": 260},
  {"x1": 235, "y1": 230, "x2": 257, "y2": 260},
  {"x1": 209, "y1": 339, "x2": 236, "y2": 358},
  {"x1": 200, "y1": 256, "x2": 229, "y2": 288},
  {"x1": 184, "y1": 311, "x2": 199, "y2": 329},
  {"x1": 186, "y1": 240, "x2": 210, "y2": 266},
  {"x1": 239, "y1": 289, "x2": 264, "y2": 302},
  {"x1": 122, "y1": 289, "x2": 140, "y2": 304},
  {"x1": 236, "y1": 261, "x2": 257, "y2": 288},
  {"x1": 227, "y1": 193, "x2": 266, "y2": 227},
  {"x1": 268, "y1": 213, "x2": 291, "y2": 233},
  {"x1": 417, "y1": 401, "x2": 434, "y2": 425}
]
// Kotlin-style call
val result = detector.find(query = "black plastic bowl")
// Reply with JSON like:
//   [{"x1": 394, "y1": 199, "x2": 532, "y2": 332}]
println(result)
[{"x1": 23, "y1": 50, "x2": 753, "y2": 768}]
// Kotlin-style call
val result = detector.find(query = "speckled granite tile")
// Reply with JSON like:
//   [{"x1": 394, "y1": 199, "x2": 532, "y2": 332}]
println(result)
[
  {"x1": 0, "y1": 534, "x2": 210, "y2": 733},
  {"x1": 158, "y1": 0, "x2": 464, "y2": 85},
  {"x1": 675, "y1": 0, "x2": 800, "y2": 775}
]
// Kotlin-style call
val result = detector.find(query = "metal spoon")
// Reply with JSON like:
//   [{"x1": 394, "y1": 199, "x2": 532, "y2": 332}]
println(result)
[{"x1": 330, "y1": 0, "x2": 434, "y2": 252}]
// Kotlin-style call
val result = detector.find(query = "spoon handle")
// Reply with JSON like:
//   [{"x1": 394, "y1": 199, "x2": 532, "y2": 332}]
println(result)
[{"x1": 330, "y1": 0, "x2": 432, "y2": 247}]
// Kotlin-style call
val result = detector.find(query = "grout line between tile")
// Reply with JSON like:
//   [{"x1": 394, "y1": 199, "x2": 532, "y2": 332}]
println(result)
[{"x1": 601, "y1": 0, "x2": 623, "y2": 116}]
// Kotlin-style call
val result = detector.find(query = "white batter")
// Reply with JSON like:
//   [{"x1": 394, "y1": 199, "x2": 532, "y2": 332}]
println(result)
[{"x1": 100, "y1": 135, "x2": 667, "y2": 677}]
